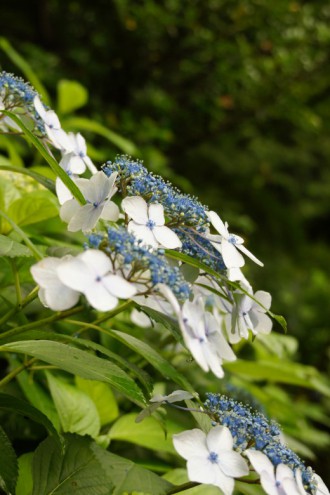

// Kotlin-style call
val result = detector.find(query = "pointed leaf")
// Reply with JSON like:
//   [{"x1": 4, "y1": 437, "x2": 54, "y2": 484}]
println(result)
[
  {"x1": 47, "y1": 373, "x2": 100, "y2": 438},
  {"x1": 16, "y1": 453, "x2": 33, "y2": 495},
  {"x1": 8, "y1": 190, "x2": 58, "y2": 227},
  {"x1": 75, "y1": 376, "x2": 119, "y2": 426},
  {"x1": 57, "y1": 80, "x2": 88, "y2": 114},
  {"x1": 1, "y1": 340, "x2": 146, "y2": 406},
  {"x1": 0, "y1": 234, "x2": 32, "y2": 257}
]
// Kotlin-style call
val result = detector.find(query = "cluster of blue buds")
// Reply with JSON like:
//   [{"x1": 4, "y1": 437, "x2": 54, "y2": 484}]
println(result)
[
  {"x1": 0, "y1": 71, "x2": 38, "y2": 125},
  {"x1": 205, "y1": 393, "x2": 315, "y2": 492},
  {"x1": 89, "y1": 227, "x2": 191, "y2": 301},
  {"x1": 103, "y1": 155, "x2": 227, "y2": 273}
]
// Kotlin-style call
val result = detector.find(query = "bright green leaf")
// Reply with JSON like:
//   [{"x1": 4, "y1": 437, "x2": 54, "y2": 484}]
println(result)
[
  {"x1": 16, "y1": 453, "x2": 33, "y2": 495},
  {"x1": 7, "y1": 190, "x2": 58, "y2": 228},
  {"x1": 75, "y1": 376, "x2": 119, "y2": 426},
  {"x1": 57, "y1": 79, "x2": 88, "y2": 114},
  {"x1": 0, "y1": 234, "x2": 32, "y2": 257},
  {"x1": 47, "y1": 373, "x2": 100, "y2": 438}
]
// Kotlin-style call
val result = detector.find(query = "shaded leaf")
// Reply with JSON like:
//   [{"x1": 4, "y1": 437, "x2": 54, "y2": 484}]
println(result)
[
  {"x1": 75, "y1": 376, "x2": 119, "y2": 426},
  {"x1": 16, "y1": 453, "x2": 33, "y2": 495},
  {"x1": 0, "y1": 234, "x2": 32, "y2": 257},
  {"x1": 0, "y1": 425, "x2": 18, "y2": 494}
]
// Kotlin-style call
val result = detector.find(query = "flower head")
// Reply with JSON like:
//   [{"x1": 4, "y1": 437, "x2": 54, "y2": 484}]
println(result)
[{"x1": 173, "y1": 426, "x2": 249, "y2": 495}]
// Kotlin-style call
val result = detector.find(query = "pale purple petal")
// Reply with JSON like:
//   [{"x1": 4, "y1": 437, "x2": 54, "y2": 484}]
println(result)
[
  {"x1": 221, "y1": 240, "x2": 245, "y2": 268},
  {"x1": 79, "y1": 249, "x2": 112, "y2": 277},
  {"x1": 253, "y1": 291, "x2": 272, "y2": 312},
  {"x1": 173, "y1": 429, "x2": 208, "y2": 460},
  {"x1": 42, "y1": 285, "x2": 80, "y2": 311},
  {"x1": 64, "y1": 154, "x2": 86, "y2": 174},
  {"x1": 153, "y1": 226, "x2": 182, "y2": 249},
  {"x1": 148, "y1": 203, "x2": 165, "y2": 225},
  {"x1": 207, "y1": 426, "x2": 233, "y2": 454},
  {"x1": 207, "y1": 211, "x2": 229, "y2": 238},
  {"x1": 84, "y1": 155, "x2": 98, "y2": 174},
  {"x1": 56, "y1": 178, "x2": 74, "y2": 205},
  {"x1": 128, "y1": 222, "x2": 159, "y2": 248},
  {"x1": 245, "y1": 450, "x2": 275, "y2": 479},
  {"x1": 60, "y1": 198, "x2": 80, "y2": 223},
  {"x1": 250, "y1": 311, "x2": 273, "y2": 335},
  {"x1": 100, "y1": 201, "x2": 120, "y2": 221},
  {"x1": 237, "y1": 244, "x2": 264, "y2": 267},
  {"x1": 102, "y1": 274, "x2": 137, "y2": 298},
  {"x1": 314, "y1": 474, "x2": 330, "y2": 495},
  {"x1": 122, "y1": 196, "x2": 149, "y2": 224},
  {"x1": 67, "y1": 204, "x2": 101, "y2": 232},
  {"x1": 84, "y1": 282, "x2": 118, "y2": 311},
  {"x1": 34, "y1": 95, "x2": 47, "y2": 120},
  {"x1": 57, "y1": 258, "x2": 95, "y2": 291},
  {"x1": 217, "y1": 450, "x2": 249, "y2": 478},
  {"x1": 260, "y1": 471, "x2": 280, "y2": 495}
]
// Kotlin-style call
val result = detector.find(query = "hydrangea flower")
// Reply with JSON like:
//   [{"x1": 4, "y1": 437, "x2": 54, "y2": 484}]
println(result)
[
  {"x1": 173, "y1": 426, "x2": 249, "y2": 495},
  {"x1": 121, "y1": 196, "x2": 182, "y2": 249},
  {"x1": 206, "y1": 210, "x2": 263, "y2": 269},
  {"x1": 225, "y1": 289, "x2": 272, "y2": 344},
  {"x1": 245, "y1": 450, "x2": 307, "y2": 495},
  {"x1": 60, "y1": 171, "x2": 119, "y2": 232},
  {"x1": 56, "y1": 249, "x2": 137, "y2": 311},
  {"x1": 65, "y1": 132, "x2": 98, "y2": 175},
  {"x1": 30, "y1": 256, "x2": 80, "y2": 311},
  {"x1": 34, "y1": 95, "x2": 73, "y2": 151}
]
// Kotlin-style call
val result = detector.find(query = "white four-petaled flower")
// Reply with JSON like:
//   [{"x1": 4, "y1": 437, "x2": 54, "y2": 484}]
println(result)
[
  {"x1": 121, "y1": 196, "x2": 182, "y2": 249},
  {"x1": 34, "y1": 95, "x2": 73, "y2": 151},
  {"x1": 60, "y1": 171, "x2": 119, "y2": 232},
  {"x1": 173, "y1": 426, "x2": 249, "y2": 495},
  {"x1": 206, "y1": 210, "x2": 263, "y2": 269}
]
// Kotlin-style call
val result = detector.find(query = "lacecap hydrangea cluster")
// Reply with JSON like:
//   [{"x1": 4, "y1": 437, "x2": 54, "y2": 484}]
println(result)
[
  {"x1": 102, "y1": 155, "x2": 226, "y2": 272},
  {"x1": 0, "y1": 71, "x2": 38, "y2": 122},
  {"x1": 89, "y1": 226, "x2": 191, "y2": 300},
  {"x1": 205, "y1": 394, "x2": 315, "y2": 493}
]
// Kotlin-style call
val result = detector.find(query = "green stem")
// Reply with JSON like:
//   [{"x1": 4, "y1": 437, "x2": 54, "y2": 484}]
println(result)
[
  {"x1": 74, "y1": 299, "x2": 134, "y2": 335},
  {"x1": 0, "y1": 305, "x2": 85, "y2": 341},
  {"x1": 0, "y1": 209, "x2": 43, "y2": 259},
  {"x1": 0, "y1": 286, "x2": 39, "y2": 328},
  {"x1": 0, "y1": 357, "x2": 37, "y2": 388},
  {"x1": 166, "y1": 482, "x2": 198, "y2": 494}
]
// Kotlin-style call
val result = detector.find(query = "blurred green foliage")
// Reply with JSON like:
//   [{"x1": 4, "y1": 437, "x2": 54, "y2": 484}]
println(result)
[{"x1": 0, "y1": 0, "x2": 329, "y2": 482}]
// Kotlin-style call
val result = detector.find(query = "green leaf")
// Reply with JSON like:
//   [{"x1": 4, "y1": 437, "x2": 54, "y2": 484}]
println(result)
[
  {"x1": 57, "y1": 80, "x2": 88, "y2": 114},
  {"x1": 47, "y1": 373, "x2": 100, "y2": 438},
  {"x1": 0, "y1": 234, "x2": 32, "y2": 257},
  {"x1": 139, "y1": 306, "x2": 182, "y2": 341},
  {"x1": 32, "y1": 434, "x2": 113, "y2": 495},
  {"x1": 8, "y1": 190, "x2": 58, "y2": 227},
  {"x1": 163, "y1": 469, "x2": 218, "y2": 494},
  {"x1": 75, "y1": 376, "x2": 119, "y2": 426},
  {"x1": 63, "y1": 116, "x2": 138, "y2": 155},
  {"x1": 109, "y1": 413, "x2": 180, "y2": 453},
  {"x1": 225, "y1": 359, "x2": 330, "y2": 396},
  {"x1": 0, "y1": 425, "x2": 18, "y2": 494},
  {"x1": 0, "y1": 164, "x2": 56, "y2": 192},
  {"x1": 1, "y1": 340, "x2": 146, "y2": 406},
  {"x1": 0, "y1": 393, "x2": 59, "y2": 438},
  {"x1": 110, "y1": 329, "x2": 194, "y2": 393},
  {"x1": 93, "y1": 448, "x2": 172, "y2": 495},
  {"x1": 16, "y1": 453, "x2": 33, "y2": 495},
  {"x1": 13, "y1": 359, "x2": 60, "y2": 431}
]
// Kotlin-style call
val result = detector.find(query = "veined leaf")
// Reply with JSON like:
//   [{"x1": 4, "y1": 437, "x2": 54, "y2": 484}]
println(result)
[
  {"x1": 1, "y1": 340, "x2": 146, "y2": 406},
  {"x1": 0, "y1": 164, "x2": 55, "y2": 192},
  {"x1": 47, "y1": 373, "x2": 100, "y2": 438},
  {"x1": 8, "y1": 190, "x2": 58, "y2": 228},
  {"x1": 0, "y1": 234, "x2": 32, "y2": 257}
]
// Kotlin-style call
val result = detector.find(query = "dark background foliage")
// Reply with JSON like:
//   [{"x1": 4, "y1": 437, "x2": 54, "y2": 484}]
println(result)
[{"x1": 1, "y1": 0, "x2": 329, "y2": 481}]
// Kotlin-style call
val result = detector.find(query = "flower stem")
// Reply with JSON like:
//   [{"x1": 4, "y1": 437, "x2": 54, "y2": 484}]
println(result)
[
  {"x1": 166, "y1": 482, "x2": 199, "y2": 494},
  {"x1": 0, "y1": 286, "x2": 39, "y2": 329},
  {"x1": 0, "y1": 305, "x2": 85, "y2": 341},
  {"x1": 0, "y1": 357, "x2": 37, "y2": 388},
  {"x1": 73, "y1": 299, "x2": 134, "y2": 335}
]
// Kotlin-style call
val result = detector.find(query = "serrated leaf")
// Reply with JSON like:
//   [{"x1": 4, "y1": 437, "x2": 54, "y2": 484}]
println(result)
[
  {"x1": 109, "y1": 413, "x2": 180, "y2": 453},
  {"x1": 110, "y1": 329, "x2": 194, "y2": 393},
  {"x1": 63, "y1": 116, "x2": 138, "y2": 155},
  {"x1": 57, "y1": 80, "x2": 88, "y2": 114},
  {"x1": 1, "y1": 340, "x2": 146, "y2": 406},
  {"x1": 32, "y1": 434, "x2": 112, "y2": 495},
  {"x1": 75, "y1": 376, "x2": 119, "y2": 426},
  {"x1": 8, "y1": 190, "x2": 58, "y2": 227},
  {"x1": 47, "y1": 373, "x2": 100, "y2": 438},
  {"x1": 0, "y1": 425, "x2": 18, "y2": 494},
  {"x1": 93, "y1": 447, "x2": 172, "y2": 495},
  {"x1": 0, "y1": 393, "x2": 59, "y2": 438},
  {"x1": 0, "y1": 234, "x2": 32, "y2": 257}
]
